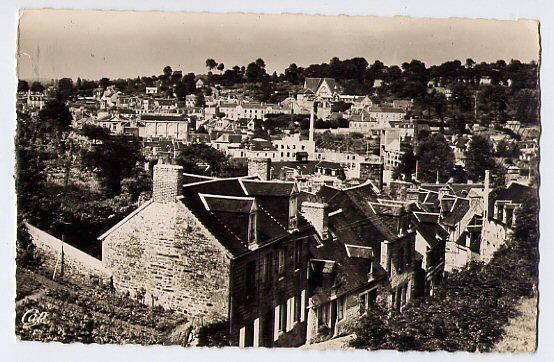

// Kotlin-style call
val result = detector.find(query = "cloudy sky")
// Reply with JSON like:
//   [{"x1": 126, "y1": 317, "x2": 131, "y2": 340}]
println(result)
[{"x1": 17, "y1": 9, "x2": 540, "y2": 81}]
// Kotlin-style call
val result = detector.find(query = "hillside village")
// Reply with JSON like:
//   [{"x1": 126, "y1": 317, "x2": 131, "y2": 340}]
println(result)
[{"x1": 16, "y1": 57, "x2": 539, "y2": 349}]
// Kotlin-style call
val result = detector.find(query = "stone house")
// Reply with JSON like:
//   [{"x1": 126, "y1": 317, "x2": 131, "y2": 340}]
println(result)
[
  {"x1": 100, "y1": 163, "x2": 317, "y2": 347},
  {"x1": 412, "y1": 211, "x2": 449, "y2": 296},
  {"x1": 301, "y1": 184, "x2": 418, "y2": 344},
  {"x1": 481, "y1": 179, "x2": 534, "y2": 262}
]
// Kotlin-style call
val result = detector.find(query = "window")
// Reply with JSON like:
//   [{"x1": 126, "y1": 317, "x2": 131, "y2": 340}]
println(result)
[
  {"x1": 247, "y1": 212, "x2": 256, "y2": 245},
  {"x1": 245, "y1": 261, "x2": 256, "y2": 297},
  {"x1": 279, "y1": 303, "x2": 287, "y2": 332},
  {"x1": 278, "y1": 248, "x2": 286, "y2": 275},
  {"x1": 397, "y1": 247, "x2": 405, "y2": 273},
  {"x1": 337, "y1": 296, "x2": 345, "y2": 321},
  {"x1": 262, "y1": 252, "x2": 273, "y2": 284},
  {"x1": 317, "y1": 304, "x2": 329, "y2": 328},
  {"x1": 294, "y1": 293, "x2": 302, "y2": 323},
  {"x1": 405, "y1": 243, "x2": 412, "y2": 269},
  {"x1": 360, "y1": 289, "x2": 377, "y2": 315},
  {"x1": 294, "y1": 240, "x2": 303, "y2": 269}
]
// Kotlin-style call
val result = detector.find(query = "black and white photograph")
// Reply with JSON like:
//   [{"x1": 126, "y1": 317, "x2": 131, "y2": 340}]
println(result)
[{"x1": 13, "y1": 8, "x2": 540, "y2": 353}]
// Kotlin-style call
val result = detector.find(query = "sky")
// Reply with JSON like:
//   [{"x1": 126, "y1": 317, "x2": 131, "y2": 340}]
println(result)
[{"x1": 17, "y1": 9, "x2": 540, "y2": 81}]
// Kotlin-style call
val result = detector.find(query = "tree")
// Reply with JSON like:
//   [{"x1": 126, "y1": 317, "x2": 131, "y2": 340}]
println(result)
[
  {"x1": 393, "y1": 145, "x2": 417, "y2": 180},
  {"x1": 174, "y1": 144, "x2": 245, "y2": 177},
  {"x1": 99, "y1": 77, "x2": 112, "y2": 89},
  {"x1": 246, "y1": 62, "x2": 261, "y2": 83},
  {"x1": 284, "y1": 63, "x2": 299, "y2": 84},
  {"x1": 30, "y1": 81, "x2": 45, "y2": 92},
  {"x1": 217, "y1": 63, "x2": 225, "y2": 74},
  {"x1": 513, "y1": 89, "x2": 539, "y2": 124},
  {"x1": 38, "y1": 99, "x2": 73, "y2": 138},
  {"x1": 194, "y1": 91, "x2": 205, "y2": 108},
  {"x1": 80, "y1": 134, "x2": 144, "y2": 196},
  {"x1": 464, "y1": 135, "x2": 497, "y2": 182},
  {"x1": 255, "y1": 58, "x2": 266, "y2": 69},
  {"x1": 163, "y1": 66, "x2": 173, "y2": 78},
  {"x1": 416, "y1": 133, "x2": 455, "y2": 182},
  {"x1": 181, "y1": 73, "x2": 197, "y2": 95},
  {"x1": 205, "y1": 59, "x2": 217, "y2": 72},
  {"x1": 57, "y1": 78, "x2": 74, "y2": 102},
  {"x1": 18, "y1": 80, "x2": 29, "y2": 93},
  {"x1": 450, "y1": 82, "x2": 472, "y2": 112}
]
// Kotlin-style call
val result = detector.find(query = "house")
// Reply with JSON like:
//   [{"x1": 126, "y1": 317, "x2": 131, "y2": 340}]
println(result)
[
  {"x1": 412, "y1": 211, "x2": 448, "y2": 296},
  {"x1": 302, "y1": 184, "x2": 419, "y2": 343},
  {"x1": 138, "y1": 114, "x2": 190, "y2": 140},
  {"x1": 185, "y1": 94, "x2": 197, "y2": 108},
  {"x1": 481, "y1": 177, "x2": 535, "y2": 262},
  {"x1": 145, "y1": 86, "x2": 159, "y2": 95},
  {"x1": 302, "y1": 78, "x2": 339, "y2": 99},
  {"x1": 392, "y1": 99, "x2": 414, "y2": 111},
  {"x1": 100, "y1": 163, "x2": 317, "y2": 347},
  {"x1": 367, "y1": 106, "x2": 406, "y2": 126}
]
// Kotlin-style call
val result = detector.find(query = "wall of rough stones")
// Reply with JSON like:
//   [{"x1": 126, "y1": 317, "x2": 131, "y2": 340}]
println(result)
[
  {"x1": 247, "y1": 158, "x2": 271, "y2": 180},
  {"x1": 26, "y1": 223, "x2": 112, "y2": 286},
  {"x1": 102, "y1": 201, "x2": 231, "y2": 324}
]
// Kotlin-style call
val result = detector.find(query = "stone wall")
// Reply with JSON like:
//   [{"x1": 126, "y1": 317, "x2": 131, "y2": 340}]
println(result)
[
  {"x1": 26, "y1": 223, "x2": 112, "y2": 286},
  {"x1": 247, "y1": 158, "x2": 271, "y2": 180},
  {"x1": 102, "y1": 201, "x2": 231, "y2": 324},
  {"x1": 301, "y1": 202, "x2": 329, "y2": 239},
  {"x1": 153, "y1": 164, "x2": 183, "y2": 204}
]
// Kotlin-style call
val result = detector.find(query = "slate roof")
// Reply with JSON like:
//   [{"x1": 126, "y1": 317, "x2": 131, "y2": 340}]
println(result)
[
  {"x1": 240, "y1": 179, "x2": 296, "y2": 197},
  {"x1": 307, "y1": 183, "x2": 400, "y2": 302},
  {"x1": 441, "y1": 198, "x2": 470, "y2": 227},
  {"x1": 495, "y1": 182, "x2": 534, "y2": 203},
  {"x1": 271, "y1": 161, "x2": 319, "y2": 177},
  {"x1": 304, "y1": 77, "x2": 338, "y2": 94},
  {"x1": 177, "y1": 176, "x2": 304, "y2": 256}
]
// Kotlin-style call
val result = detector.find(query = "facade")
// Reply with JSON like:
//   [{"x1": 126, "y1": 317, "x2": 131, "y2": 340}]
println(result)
[{"x1": 100, "y1": 163, "x2": 317, "y2": 347}]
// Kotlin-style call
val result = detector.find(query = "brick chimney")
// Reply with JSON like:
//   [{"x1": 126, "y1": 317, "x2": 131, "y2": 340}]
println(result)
[
  {"x1": 153, "y1": 162, "x2": 183, "y2": 204},
  {"x1": 247, "y1": 158, "x2": 271, "y2": 181},
  {"x1": 301, "y1": 201, "x2": 329, "y2": 240}
]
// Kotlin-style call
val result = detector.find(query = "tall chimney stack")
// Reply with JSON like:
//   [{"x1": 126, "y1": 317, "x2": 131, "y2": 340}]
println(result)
[
  {"x1": 309, "y1": 102, "x2": 316, "y2": 142},
  {"x1": 483, "y1": 169, "x2": 490, "y2": 220},
  {"x1": 153, "y1": 162, "x2": 183, "y2": 204},
  {"x1": 247, "y1": 158, "x2": 271, "y2": 181}
]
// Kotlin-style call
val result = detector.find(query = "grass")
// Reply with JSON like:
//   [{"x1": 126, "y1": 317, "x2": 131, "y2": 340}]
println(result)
[
  {"x1": 15, "y1": 266, "x2": 189, "y2": 345},
  {"x1": 492, "y1": 296, "x2": 537, "y2": 353}
]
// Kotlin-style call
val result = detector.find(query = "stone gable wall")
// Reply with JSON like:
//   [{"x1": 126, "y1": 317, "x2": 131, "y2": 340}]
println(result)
[{"x1": 102, "y1": 201, "x2": 231, "y2": 324}]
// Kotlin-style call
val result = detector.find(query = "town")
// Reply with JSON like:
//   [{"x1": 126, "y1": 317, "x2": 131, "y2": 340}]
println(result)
[{"x1": 16, "y1": 56, "x2": 539, "y2": 350}]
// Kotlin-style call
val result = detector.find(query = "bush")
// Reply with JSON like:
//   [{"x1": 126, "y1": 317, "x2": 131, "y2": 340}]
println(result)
[{"x1": 196, "y1": 320, "x2": 230, "y2": 347}]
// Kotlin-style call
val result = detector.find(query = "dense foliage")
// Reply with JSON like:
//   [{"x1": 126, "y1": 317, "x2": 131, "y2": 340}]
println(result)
[
  {"x1": 415, "y1": 133, "x2": 455, "y2": 182},
  {"x1": 174, "y1": 143, "x2": 247, "y2": 177},
  {"x1": 16, "y1": 101, "x2": 150, "y2": 258}
]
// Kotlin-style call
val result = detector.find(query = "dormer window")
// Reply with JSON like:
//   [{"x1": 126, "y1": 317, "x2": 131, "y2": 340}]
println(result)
[
  {"x1": 289, "y1": 195, "x2": 298, "y2": 230},
  {"x1": 248, "y1": 211, "x2": 257, "y2": 245}
]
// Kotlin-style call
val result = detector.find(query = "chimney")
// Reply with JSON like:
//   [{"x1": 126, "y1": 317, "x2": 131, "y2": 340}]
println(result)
[
  {"x1": 380, "y1": 240, "x2": 391, "y2": 273},
  {"x1": 153, "y1": 162, "x2": 183, "y2": 204},
  {"x1": 309, "y1": 102, "x2": 316, "y2": 142},
  {"x1": 301, "y1": 201, "x2": 329, "y2": 240},
  {"x1": 438, "y1": 186, "x2": 450, "y2": 201},
  {"x1": 247, "y1": 158, "x2": 271, "y2": 181},
  {"x1": 483, "y1": 169, "x2": 490, "y2": 220}
]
